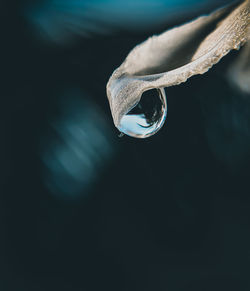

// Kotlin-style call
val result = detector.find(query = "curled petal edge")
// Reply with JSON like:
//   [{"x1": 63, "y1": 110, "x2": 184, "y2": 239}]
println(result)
[{"x1": 107, "y1": 0, "x2": 250, "y2": 132}]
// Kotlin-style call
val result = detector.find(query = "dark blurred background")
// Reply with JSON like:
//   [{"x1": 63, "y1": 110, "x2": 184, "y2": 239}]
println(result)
[{"x1": 1, "y1": 0, "x2": 250, "y2": 290}]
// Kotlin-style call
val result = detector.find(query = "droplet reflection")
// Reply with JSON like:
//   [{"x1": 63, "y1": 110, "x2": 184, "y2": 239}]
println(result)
[{"x1": 118, "y1": 88, "x2": 167, "y2": 138}]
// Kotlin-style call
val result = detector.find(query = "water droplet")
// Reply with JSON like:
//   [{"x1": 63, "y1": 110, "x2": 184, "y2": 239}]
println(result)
[{"x1": 118, "y1": 88, "x2": 167, "y2": 138}]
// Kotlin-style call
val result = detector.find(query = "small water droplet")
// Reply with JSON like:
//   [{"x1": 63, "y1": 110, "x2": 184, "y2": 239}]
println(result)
[{"x1": 117, "y1": 88, "x2": 167, "y2": 138}]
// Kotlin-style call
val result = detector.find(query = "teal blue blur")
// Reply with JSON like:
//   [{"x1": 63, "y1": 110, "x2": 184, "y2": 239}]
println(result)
[
  {"x1": 25, "y1": 0, "x2": 231, "y2": 43},
  {"x1": 41, "y1": 92, "x2": 115, "y2": 200}
]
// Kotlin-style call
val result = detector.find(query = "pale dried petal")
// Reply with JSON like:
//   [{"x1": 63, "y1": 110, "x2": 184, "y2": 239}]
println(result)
[{"x1": 107, "y1": 0, "x2": 250, "y2": 134}]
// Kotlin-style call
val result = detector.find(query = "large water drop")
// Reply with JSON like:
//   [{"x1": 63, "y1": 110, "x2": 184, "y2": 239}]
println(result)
[{"x1": 118, "y1": 88, "x2": 167, "y2": 138}]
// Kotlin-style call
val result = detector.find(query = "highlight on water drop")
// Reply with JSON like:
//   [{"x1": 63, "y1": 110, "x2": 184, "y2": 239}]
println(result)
[{"x1": 117, "y1": 88, "x2": 167, "y2": 138}]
